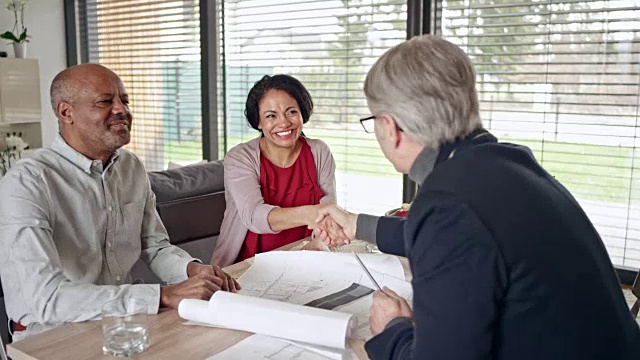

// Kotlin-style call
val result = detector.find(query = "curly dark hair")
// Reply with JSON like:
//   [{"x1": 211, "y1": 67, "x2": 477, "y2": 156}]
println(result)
[{"x1": 244, "y1": 74, "x2": 314, "y2": 131}]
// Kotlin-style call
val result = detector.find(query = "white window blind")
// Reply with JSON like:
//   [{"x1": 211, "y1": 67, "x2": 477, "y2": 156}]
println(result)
[
  {"x1": 439, "y1": 0, "x2": 640, "y2": 269},
  {"x1": 220, "y1": 0, "x2": 407, "y2": 215},
  {"x1": 76, "y1": 0, "x2": 203, "y2": 171}
]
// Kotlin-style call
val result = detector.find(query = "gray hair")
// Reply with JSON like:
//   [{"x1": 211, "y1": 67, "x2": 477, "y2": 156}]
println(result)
[
  {"x1": 50, "y1": 63, "x2": 113, "y2": 119},
  {"x1": 49, "y1": 69, "x2": 78, "y2": 119},
  {"x1": 364, "y1": 35, "x2": 482, "y2": 149}
]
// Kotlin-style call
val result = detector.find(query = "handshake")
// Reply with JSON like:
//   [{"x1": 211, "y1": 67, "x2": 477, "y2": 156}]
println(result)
[{"x1": 306, "y1": 204, "x2": 358, "y2": 248}]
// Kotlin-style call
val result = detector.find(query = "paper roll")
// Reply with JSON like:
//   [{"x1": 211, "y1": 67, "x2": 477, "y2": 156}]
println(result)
[{"x1": 178, "y1": 292, "x2": 354, "y2": 349}]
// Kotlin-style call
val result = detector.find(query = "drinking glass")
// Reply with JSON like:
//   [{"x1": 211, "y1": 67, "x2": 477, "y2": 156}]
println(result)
[{"x1": 102, "y1": 298, "x2": 149, "y2": 357}]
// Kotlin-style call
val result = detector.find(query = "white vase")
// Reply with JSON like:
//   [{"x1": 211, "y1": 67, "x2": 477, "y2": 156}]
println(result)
[{"x1": 13, "y1": 42, "x2": 27, "y2": 58}]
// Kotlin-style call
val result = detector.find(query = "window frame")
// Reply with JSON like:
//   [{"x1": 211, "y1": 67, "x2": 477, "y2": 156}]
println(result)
[{"x1": 63, "y1": 0, "x2": 638, "y2": 283}]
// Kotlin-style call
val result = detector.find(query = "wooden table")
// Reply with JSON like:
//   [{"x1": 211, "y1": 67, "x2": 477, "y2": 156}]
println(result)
[{"x1": 7, "y1": 240, "x2": 399, "y2": 360}]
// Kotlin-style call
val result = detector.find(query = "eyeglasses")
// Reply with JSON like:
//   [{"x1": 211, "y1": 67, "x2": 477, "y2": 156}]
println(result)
[
  {"x1": 359, "y1": 114, "x2": 404, "y2": 133},
  {"x1": 359, "y1": 115, "x2": 376, "y2": 133}
]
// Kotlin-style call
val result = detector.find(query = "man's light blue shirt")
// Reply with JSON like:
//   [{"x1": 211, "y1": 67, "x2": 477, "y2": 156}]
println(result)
[{"x1": 0, "y1": 134, "x2": 195, "y2": 339}]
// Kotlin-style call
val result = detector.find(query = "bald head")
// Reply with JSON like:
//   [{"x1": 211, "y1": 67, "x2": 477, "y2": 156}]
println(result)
[
  {"x1": 50, "y1": 63, "x2": 132, "y2": 163},
  {"x1": 49, "y1": 63, "x2": 120, "y2": 119}
]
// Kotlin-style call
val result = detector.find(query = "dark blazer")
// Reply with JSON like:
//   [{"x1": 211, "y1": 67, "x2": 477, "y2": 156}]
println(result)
[{"x1": 365, "y1": 129, "x2": 640, "y2": 359}]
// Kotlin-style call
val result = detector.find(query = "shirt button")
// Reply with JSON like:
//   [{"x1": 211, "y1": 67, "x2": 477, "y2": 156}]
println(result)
[
  {"x1": 116, "y1": 276, "x2": 121, "y2": 281},
  {"x1": 107, "y1": 206, "x2": 113, "y2": 212},
  {"x1": 107, "y1": 242, "x2": 112, "y2": 248}
]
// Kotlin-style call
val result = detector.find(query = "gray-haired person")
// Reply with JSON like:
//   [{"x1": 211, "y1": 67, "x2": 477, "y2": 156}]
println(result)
[{"x1": 314, "y1": 35, "x2": 640, "y2": 359}]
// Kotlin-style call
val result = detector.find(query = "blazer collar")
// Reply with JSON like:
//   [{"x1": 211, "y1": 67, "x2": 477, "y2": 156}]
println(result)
[{"x1": 435, "y1": 128, "x2": 497, "y2": 166}]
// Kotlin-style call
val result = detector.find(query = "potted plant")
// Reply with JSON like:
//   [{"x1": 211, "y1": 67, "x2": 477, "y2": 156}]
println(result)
[
  {"x1": 1, "y1": 0, "x2": 30, "y2": 58},
  {"x1": 0, "y1": 132, "x2": 29, "y2": 176}
]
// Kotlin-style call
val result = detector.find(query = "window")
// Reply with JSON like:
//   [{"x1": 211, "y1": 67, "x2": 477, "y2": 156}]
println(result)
[
  {"x1": 220, "y1": 0, "x2": 407, "y2": 215},
  {"x1": 71, "y1": 1, "x2": 637, "y2": 270},
  {"x1": 75, "y1": 0, "x2": 203, "y2": 171},
  {"x1": 438, "y1": 0, "x2": 640, "y2": 269}
]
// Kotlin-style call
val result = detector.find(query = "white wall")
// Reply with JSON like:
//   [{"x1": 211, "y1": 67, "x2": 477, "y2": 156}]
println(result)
[{"x1": 1, "y1": 0, "x2": 66, "y2": 147}]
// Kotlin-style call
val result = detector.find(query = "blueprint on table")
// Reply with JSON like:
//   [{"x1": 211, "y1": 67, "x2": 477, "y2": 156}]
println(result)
[
  {"x1": 238, "y1": 251, "x2": 413, "y2": 341},
  {"x1": 180, "y1": 251, "x2": 413, "y2": 357},
  {"x1": 207, "y1": 334, "x2": 356, "y2": 360}
]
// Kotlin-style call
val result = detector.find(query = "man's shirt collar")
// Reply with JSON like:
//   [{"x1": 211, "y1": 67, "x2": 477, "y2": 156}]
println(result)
[{"x1": 51, "y1": 134, "x2": 120, "y2": 175}]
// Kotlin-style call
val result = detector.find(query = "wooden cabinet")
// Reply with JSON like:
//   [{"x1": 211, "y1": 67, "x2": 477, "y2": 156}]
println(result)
[{"x1": 0, "y1": 58, "x2": 42, "y2": 124}]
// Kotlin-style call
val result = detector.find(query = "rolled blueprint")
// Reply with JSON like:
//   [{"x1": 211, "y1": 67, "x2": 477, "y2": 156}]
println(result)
[{"x1": 178, "y1": 291, "x2": 354, "y2": 349}]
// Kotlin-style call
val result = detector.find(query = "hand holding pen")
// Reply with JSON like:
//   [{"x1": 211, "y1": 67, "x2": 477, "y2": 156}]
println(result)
[
  {"x1": 369, "y1": 286, "x2": 414, "y2": 335},
  {"x1": 352, "y1": 252, "x2": 414, "y2": 335}
]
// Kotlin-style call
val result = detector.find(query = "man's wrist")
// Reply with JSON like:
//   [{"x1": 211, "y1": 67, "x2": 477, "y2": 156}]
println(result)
[
  {"x1": 159, "y1": 285, "x2": 168, "y2": 308},
  {"x1": 186, "y1": 261, "x2": 199, "y2": 277},
  {"x1": 349, "y1": 213, "x2": 358, "y2": 239}
]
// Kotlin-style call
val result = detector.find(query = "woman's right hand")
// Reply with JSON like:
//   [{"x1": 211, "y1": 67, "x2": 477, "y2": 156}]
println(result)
[{"x1": 311, "y1": 205, "x2": 354, "y2": 246}]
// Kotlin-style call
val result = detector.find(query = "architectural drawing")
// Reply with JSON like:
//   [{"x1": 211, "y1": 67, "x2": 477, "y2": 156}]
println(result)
[
  {"x1": 237, "y1": 251, "x2": 414, "y2": 341},
  {"x1": 208, "y1": 334, "x2": 353, "y2": 360},
  {"x1": 265, "y1": 344, "x2": 333, "y2": 360},
  {"x1": 239, "y1": 273, "x2": 329, "y2": 303}
]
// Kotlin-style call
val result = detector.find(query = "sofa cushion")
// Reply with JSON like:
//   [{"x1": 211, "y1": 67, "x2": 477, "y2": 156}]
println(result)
[
  {"x1": 157, "y1": 192, "x2": 225, "y2": 245},
  {"x1": 146, "y1": 159, "x2": 226, "y2": 265},
  {"x1": 148, "y1": 160, "x2": 224, "y2": 203}
]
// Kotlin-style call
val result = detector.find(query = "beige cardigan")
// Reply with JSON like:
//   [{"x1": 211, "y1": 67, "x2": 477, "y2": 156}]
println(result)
[{"x1": 210, "y1": 136, "x2": 336, "y2": 267}]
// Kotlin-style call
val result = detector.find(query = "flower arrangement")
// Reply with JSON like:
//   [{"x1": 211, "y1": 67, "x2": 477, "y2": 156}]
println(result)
[
  {"x1": 0, "y1": 0, "x2": 30, "y2": 44},
  {"x1": 0, "y1": 132, "x2": 29, "y2": 175}
]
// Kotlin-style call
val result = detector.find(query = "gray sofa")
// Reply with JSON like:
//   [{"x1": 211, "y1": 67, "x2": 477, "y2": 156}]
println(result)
[{"x1": 131, "y1": 159, "x2": 226, "y2": 284}]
